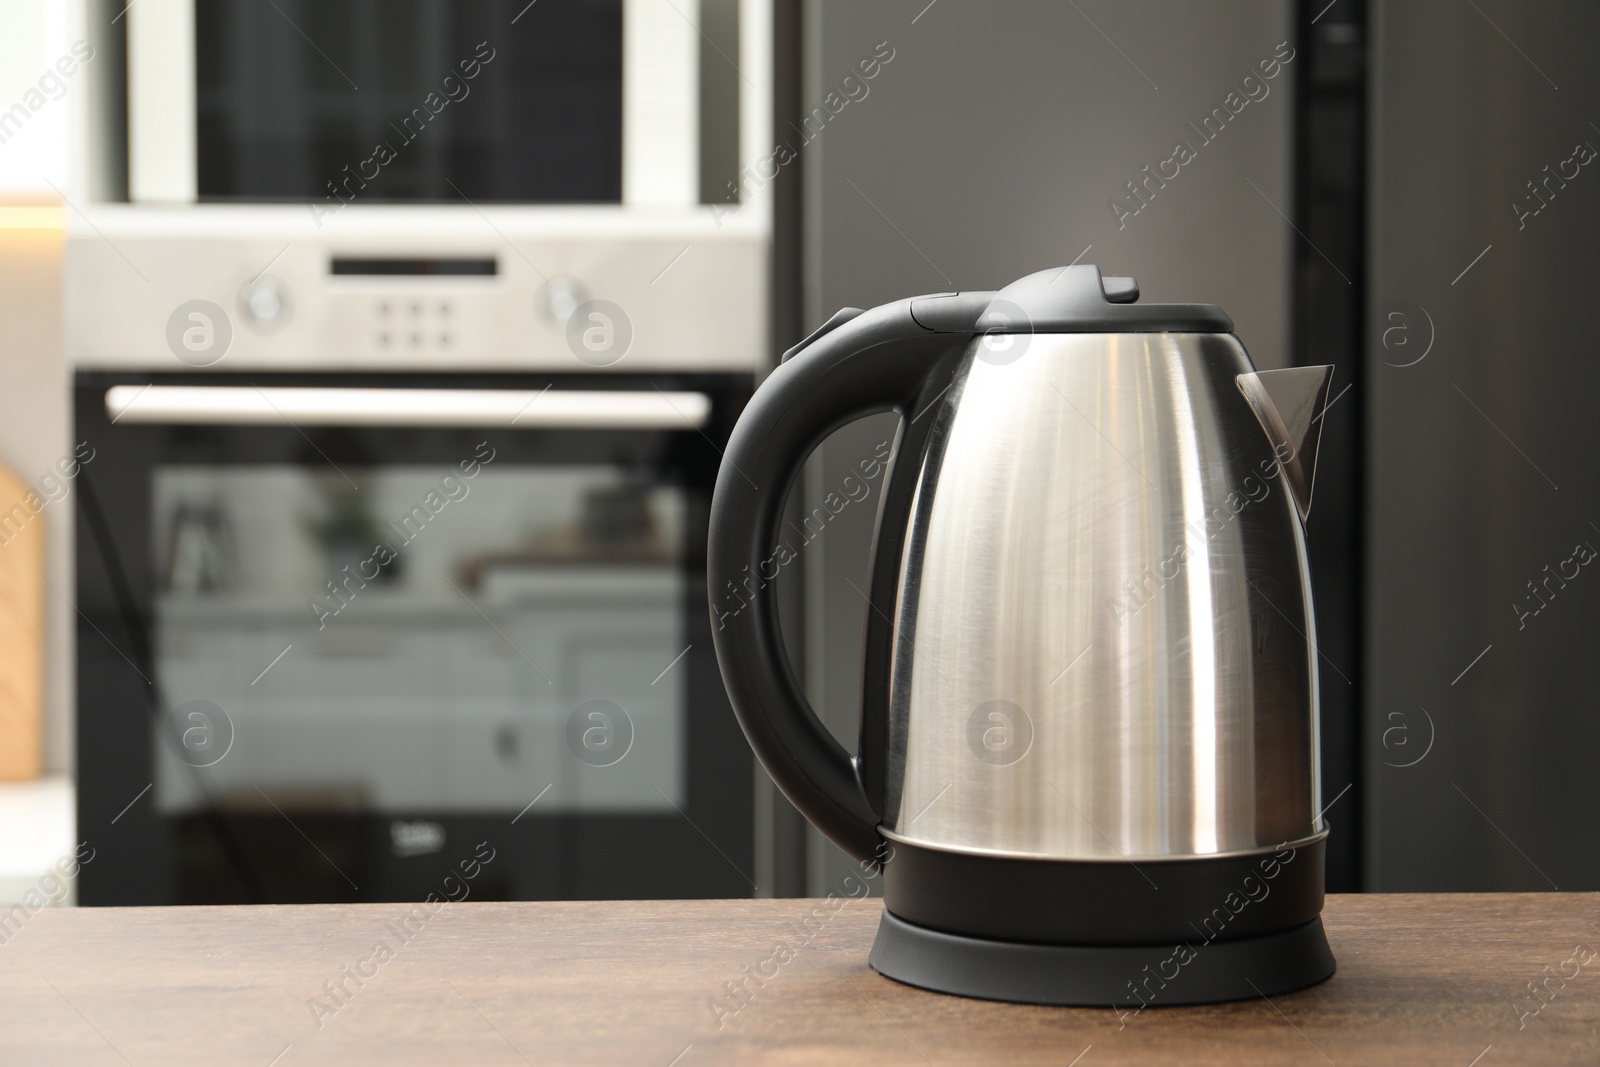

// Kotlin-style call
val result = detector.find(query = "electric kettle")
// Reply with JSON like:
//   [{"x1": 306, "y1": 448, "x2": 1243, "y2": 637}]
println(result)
[{"x1": 708, "y1": 265, "x2": 1337, "y2": 1006}]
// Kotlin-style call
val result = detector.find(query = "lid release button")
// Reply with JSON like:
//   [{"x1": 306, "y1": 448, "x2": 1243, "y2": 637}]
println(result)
[{"x1": 1101, "y1": 276, "x2": 1140, "y2": 303}]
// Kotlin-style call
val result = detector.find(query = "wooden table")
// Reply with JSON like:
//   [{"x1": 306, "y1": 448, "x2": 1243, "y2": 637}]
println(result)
[{"x1": 1, "y1": 894, "x2": 1596, "y2": 1065}]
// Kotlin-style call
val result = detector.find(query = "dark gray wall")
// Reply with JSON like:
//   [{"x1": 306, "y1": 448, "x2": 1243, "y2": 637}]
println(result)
[
  {"x1": 793, "y1": 0, "x2": 1298, "y2": 893},
  {"x1": 1366, "y1": 2, "x2": 1600, "y2": 890}
]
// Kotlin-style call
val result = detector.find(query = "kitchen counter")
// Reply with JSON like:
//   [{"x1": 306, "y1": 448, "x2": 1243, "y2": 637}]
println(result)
[{"x1": 1, "y1": 893, "x2": 1595, "y2": 1065}]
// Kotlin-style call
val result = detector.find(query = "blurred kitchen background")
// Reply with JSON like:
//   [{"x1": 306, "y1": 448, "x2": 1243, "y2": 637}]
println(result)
[{"x1": 0, "y1": 0, "x2": 1595, "y2": 907}]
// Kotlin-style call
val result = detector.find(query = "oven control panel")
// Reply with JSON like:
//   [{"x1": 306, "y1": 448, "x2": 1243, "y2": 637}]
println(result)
[{"x1": 65, "y1": 206, "x2": 766, "y2": 372}]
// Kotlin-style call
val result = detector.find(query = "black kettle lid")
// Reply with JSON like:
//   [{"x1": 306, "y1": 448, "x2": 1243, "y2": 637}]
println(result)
[{"x1": 909, "y1": 264, "x2": 1233, "y2": 335}]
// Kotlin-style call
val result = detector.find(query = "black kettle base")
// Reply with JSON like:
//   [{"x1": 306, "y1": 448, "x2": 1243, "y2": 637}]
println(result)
[{"x1": 868, "y1": 908, "x2": 1335, "y2": 1007}]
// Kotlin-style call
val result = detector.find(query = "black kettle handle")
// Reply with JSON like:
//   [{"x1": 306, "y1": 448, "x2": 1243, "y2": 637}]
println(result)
[{"x1": 708, "y1": 294, "x2": 985, "y2": 863}]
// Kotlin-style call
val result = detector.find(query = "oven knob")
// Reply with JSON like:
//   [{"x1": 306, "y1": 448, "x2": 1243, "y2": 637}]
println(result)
[
  {"x1": 537, "y1": 276, "x2": 588, "y2": 328},
  {"x1": 239, "y1": 276, "x2": 291, "y2": 331}
]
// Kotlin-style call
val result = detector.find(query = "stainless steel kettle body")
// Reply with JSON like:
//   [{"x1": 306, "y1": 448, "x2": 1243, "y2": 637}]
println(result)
[
  {"x1": 709, "y1": 266, "x2": 1338, "y2": 1006},
  {"x1": 883, "y1": 330, "x2": 1325, "y2": 861}
]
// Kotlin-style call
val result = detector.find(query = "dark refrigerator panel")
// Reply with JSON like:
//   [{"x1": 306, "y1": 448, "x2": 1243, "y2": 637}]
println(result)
[{"x1": 1366, "y1": 1, "x2": 1600, "y2": 890}]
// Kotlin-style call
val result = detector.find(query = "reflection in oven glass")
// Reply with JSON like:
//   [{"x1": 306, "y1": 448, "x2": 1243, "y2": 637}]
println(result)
[{"x1": 151, "y1": 464, "x2": 686, "y2": 820}]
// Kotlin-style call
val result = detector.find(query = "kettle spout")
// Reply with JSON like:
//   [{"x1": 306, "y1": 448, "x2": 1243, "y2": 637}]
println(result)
[{"x1": 1236, "y1": 366, "x2": 1334, "y2": 521}]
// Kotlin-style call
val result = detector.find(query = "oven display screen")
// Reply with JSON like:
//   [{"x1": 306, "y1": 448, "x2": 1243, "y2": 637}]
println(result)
[{"x1": 195, "y1": 0, "x2": 623, "y2": 203}]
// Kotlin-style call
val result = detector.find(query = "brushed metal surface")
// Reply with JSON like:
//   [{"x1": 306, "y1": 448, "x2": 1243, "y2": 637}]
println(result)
[{"x1": 881, "y1": 333, "x2": 1322, "y2": 860}]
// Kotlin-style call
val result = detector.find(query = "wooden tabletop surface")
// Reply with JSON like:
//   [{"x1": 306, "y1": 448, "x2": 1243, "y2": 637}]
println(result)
[{"x1": 1, "y1": 893, "x2": 1596, "y2": 1066}]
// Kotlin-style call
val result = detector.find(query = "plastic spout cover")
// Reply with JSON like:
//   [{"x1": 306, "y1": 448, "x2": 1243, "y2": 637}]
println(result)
[{"x1": 1236, "y1": 366, "x2": 1334, "y2": 521}]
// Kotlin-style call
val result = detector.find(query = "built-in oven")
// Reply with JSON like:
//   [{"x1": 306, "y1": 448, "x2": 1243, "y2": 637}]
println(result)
[
  {"x1": 74, "y1": 371, "x2": 754, "y2": 904},
  {"x1": 66, "y1": 0, "x2": 774, "y2": 904}
]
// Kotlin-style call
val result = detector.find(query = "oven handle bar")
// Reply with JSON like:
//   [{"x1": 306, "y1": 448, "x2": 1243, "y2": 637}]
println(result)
[{"x1": 104, "y1": 386, "x2": 711, "y2": 429}]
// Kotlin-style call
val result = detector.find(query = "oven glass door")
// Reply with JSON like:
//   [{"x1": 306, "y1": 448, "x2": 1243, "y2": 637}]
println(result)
[{"x1": 75, "y1": 372, "x2": 753, "y2": 905}]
